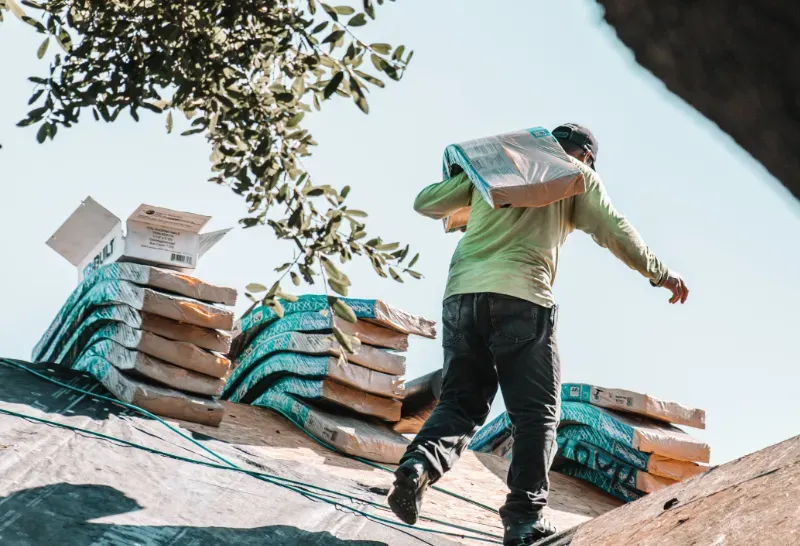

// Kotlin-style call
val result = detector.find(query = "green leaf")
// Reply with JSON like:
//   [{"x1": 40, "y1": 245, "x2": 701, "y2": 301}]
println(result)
[
  {"x1": 370, "y1": 53, "x2": 388, "y2": 71},
  {"x1": 406, "y1": 270, "x2": 423, "y2": 280},
  {"x1": 408, "y1": 253, "x2": 420, "y2": 268},
  {"x1": 341, "y1": 185, "x2": 351, "y2": 198},
  {"x1": 21, "y1": 15, "x2": 45, "y2": 32},
  {"x1": 291, "y1": 272, "x2": 301, "y2": 286},
  {"x1": 375, "y1": 242, "x2": 400, "y2": 251},
  {"x1": 288, "y1": 206, "x2": 303, "y2": 228},
  {"x1": 27, "y1": 89, "x2": 44, "y2": 105},
  {"x1": 370, "y1": 43, "x2": 391, "y2": 55},
  {"x1": 322, "y1": 29, "x2": 345, "y2": 45},
  {"x1": 20, "y1": 0, "x2": 44, "y2": 9},
  {"x1": 363, "y1": 0, "x2": 375, "y2": 19},
  {"x1": 277, "y1": 290, "x2": 299, "y2": 303},
  {"x1": 311, "y1": 21, "x2": 329, "y2": 34},
  {"x1": 56, "y1": 30, "x2": 72, "y2": 52},
  {"x1": 36, "y1": 122, "x2": 48, "y2": 144},
  {"x1": 344, "y1": 209, "x2": 368, "y2": 218},
  {"x1": 166, "y1": 111, "x2": 173, "y2": 134},
  {"x1": 392, "y1": 45, "x2": 406, "y2": 61},
  {"x1": 328, "y1": 278, "x2": 349, "y2": 296},
  {"x1": 329, "y1": 296, "x2": 358, "y2": 324},
  {"x1": 287, "y1": 112, "x2": 305, "y2": 127},
  {"x1": 389, "y1": 267, "x2": 404, "y2": 283},
  {"x1": 324, "y1": 71, "x2": 344, "y2": 99},
  {"x1": 332, "y1": 325, "x2": 355, "y2": 353},
  {"x1": 333, "y1": 5, "x2": 355, "y2": 15},
  {"x1": 354, "y1": 94, "x2": 369, "y2": 114},
  {"x1": 354, "y1": 70, "x2": 385, "y2": 88},
  {"x1": 269, "y1": 298, "x2": 286, "y2": 319},
  {"x1": 321, "y1": 256, "x2": 349, "y2": 284},
  {"x1": 348, "y1": 13, "x2": 367, "y2": 26},
  {"x1": 36, "y1": 37, "x2": 49, "y2": 59},
  {"x1": 246, "y1": 283, "x2": 268, "y2": 293},
  {"x1": 266, "y1": 281, "x2": 281, "y2": 298}
]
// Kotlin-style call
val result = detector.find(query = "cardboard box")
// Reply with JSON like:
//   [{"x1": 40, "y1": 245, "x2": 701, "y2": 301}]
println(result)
[{"x1": 47, "y1": 197, "x2": 230, "y2": 281}]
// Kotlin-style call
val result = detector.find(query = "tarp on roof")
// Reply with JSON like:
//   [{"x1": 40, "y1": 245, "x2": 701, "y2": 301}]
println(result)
[{"x1": 0, "y1": 361, "x2": 622, "y2": 546}]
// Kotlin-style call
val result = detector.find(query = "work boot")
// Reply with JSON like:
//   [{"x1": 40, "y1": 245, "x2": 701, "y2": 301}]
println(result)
[
  {"x1": 502, "y1": 515, "x2": 558, "y2": 546},
  {"x1": 387, "y1": 457, "x2": 431, "y2": 525}
]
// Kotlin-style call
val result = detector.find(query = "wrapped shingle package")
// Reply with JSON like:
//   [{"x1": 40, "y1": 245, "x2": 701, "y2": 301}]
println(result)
[{"x1": 441, "y1": 126, "x2": 584, "y2": 232}]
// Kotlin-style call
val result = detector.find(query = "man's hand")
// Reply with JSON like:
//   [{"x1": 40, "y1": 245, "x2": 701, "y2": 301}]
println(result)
[{"x1": 664, "y1": 272, "x2": 689, "y2": 304}]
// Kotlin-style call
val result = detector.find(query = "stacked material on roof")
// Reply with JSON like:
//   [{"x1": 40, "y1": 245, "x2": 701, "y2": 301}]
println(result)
[
  {"x1": 32, "y1": 263, "x2": 236, "y2": 427},
  {"x1": 469, "y1": 383, "x2": 710, "y2": 502},
  {"x1": 224, "y1": 295, "x2": 438, "y2": 463}
]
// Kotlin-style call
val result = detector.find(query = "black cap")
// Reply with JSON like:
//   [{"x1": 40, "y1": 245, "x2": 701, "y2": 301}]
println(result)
[{"x1": 552, "y1": 123, "x2": 598, "y2": 170}]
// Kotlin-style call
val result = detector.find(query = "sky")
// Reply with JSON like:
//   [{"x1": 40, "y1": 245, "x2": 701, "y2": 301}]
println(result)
[{"x1": 0, "y1": 0, "x2": 797, "y2": 466}]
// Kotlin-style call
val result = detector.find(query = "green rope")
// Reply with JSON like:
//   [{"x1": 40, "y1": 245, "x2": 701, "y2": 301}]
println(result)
[{"x1": 0, "y1": 359, "x2": 503, "y2": 544}]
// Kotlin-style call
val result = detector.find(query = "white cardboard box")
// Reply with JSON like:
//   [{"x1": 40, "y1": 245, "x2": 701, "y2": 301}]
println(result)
[{"x1": 47, "y1": 197, "x2": 230, "y2": 282}]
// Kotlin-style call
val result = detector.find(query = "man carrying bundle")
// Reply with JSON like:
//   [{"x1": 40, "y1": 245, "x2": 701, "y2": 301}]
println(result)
[{"x1": 387, "y1": 123, "x2": 689, "y2": 545}]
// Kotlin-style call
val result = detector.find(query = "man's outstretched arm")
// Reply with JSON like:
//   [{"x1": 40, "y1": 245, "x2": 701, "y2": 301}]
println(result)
[
  {"x1": 573, "y1": 169, "x2": 689, "y2": 304},
  {"x1": 414, "y1": 172, "x2": 472, "y2": 220}
]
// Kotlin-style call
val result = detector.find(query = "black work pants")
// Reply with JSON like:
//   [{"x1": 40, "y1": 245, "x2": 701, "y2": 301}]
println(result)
[{"x1": 401, "y1": 293, "x2": 561, "y2": 519}]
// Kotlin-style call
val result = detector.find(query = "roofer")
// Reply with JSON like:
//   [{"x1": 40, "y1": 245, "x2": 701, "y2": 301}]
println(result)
[{"x1": 387, "y1": 123, "x2": 689, "y2": 545}]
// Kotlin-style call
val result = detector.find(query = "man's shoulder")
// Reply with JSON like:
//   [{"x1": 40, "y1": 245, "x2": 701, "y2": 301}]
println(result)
[{"x1": 568, "y1": 156, "x2": 602, "y2": 194}]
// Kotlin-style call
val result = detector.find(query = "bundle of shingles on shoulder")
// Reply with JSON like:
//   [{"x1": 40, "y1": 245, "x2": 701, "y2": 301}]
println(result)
[
  {"x1": 224, "y1": 295, "x2": 440, "y2": 463},
  {"x1": 469, "y1": 384, "x2": 710, "y2": 502},
  {"x1": 31, "y1": 263, "x2": 237, "y2": 426}
]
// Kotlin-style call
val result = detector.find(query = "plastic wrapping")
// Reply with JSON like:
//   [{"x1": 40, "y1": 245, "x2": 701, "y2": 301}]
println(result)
[
  {"x1": 232, "y1": 295, "x2": 435, "y2": 360},
  {"x1": 554, "y1": 460, "x2": 643, "y2": 503},
  {"x1": 557, "y1": 437, "x2": 677, "y2": 494},
  {"x1": 36, "y1": 304, "x2": 231, "y2": 362},
  {"x1": 252, "y1": 388, "x2": 409, "y2": 463},
  {"x1": 561, "y1": 401, "x2": 710, "y2": 463},
  {"x1": 225, "y1": 353, "x2": 405, "y2": 403},
  {"x1": 33, "y1": 280, "x2": 234, "y2": 362},
  {"x1": 441, "y1": 127, "x2": 584, "y2": 232},
  {"x1": 248, "y1": 310, "x2": 409, "y2": 352},
  {"x1": 230, "y1": 332, "x2": 405, "y2": 395},
  {"x1": 393, "y1": 369, "x2": 443, "y2": 434},
  {"x1": 562, "y1": 383, "x2": 706, "y2": 429},
  {"x1": 468, "y1": 411, "x2": 511, "y2": 453},
  {"x1": 81, "y1": 340, "x2": 225, "y2": 396},
  {"x1": 251, "y1": 376, "x2": 401, "y2": 422},
  {"x1": 72, "y1": 351, "x2": 224, "y2": 426},
  {"x1": 53, "y1": 322, "x2": 230, "y2": 379},
  {"x1": 559, "y1": 425, "x2": 709, "y2": 481},
  {"x1": 33, "y1": 265, "x2": 234, "y2": 358}
]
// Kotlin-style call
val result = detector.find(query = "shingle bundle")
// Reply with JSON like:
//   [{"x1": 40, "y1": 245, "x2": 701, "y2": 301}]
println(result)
[
  {"x1": 32, "y1": 263, "x2": 236, "y2": 426},
  {"x1": 469, "y1": 383, "x2": 710, "y2": 502},
  {"x1": 224, "y1": 296, "x2": 437, "y2": 463}
]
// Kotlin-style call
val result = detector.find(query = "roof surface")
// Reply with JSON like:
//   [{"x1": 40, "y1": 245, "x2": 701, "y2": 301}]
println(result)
[
  {"x1": 542, "y1": 433, "x2": 800, "y2": 545},
  {"x1": 0, "y1": 361, "x2": 621, "y2": 545}
]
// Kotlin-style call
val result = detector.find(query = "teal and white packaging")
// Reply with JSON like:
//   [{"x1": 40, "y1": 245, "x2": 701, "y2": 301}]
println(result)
[{"x1": 441, "y1": 127, "x2": 585, "y2": 232}]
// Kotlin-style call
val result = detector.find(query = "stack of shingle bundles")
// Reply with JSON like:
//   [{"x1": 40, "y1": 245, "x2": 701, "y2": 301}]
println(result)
[
  {"x1": 224, "y1": 295, "x2": 436, "y2": 463},
  {"x1": 469, "y1": 383, "x2": 710, "y2": 503},
  {"x1": 32, "y1": 263, "x2": 236, "y2": 426}
]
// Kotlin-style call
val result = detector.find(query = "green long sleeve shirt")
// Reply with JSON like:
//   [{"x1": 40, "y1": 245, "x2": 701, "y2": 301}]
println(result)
[{"x1": 415, "y1": 157, "x2": 669, "y2": 308}]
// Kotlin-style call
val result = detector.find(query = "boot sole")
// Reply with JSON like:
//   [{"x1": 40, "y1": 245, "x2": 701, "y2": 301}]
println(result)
[{"x1": 387, "y1": 471, "x2": 420, "y2": 525}]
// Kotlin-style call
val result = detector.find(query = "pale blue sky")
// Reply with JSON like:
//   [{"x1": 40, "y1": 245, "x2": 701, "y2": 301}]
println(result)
[{"x1": 1, "y1": 1, "x2": 797, "y2": 465}]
